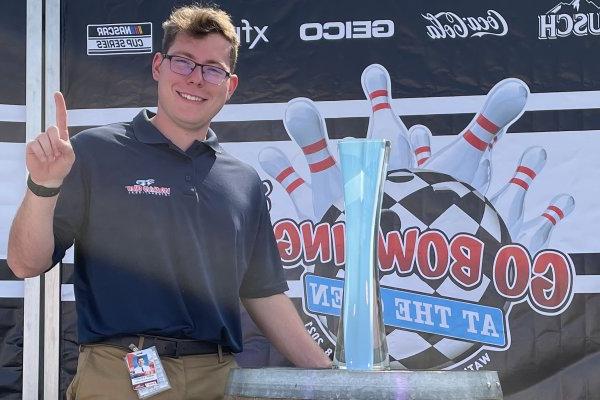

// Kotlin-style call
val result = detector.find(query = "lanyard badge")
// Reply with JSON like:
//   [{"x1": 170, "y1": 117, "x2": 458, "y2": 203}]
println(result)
[{"x1": 124, "y1": 345, "x2": 171, "y2": 398}]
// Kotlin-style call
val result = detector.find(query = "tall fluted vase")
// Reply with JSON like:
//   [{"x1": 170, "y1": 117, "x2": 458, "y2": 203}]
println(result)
[{"x1": 333, "y1": 138, "x2": 390, "y2": 370}]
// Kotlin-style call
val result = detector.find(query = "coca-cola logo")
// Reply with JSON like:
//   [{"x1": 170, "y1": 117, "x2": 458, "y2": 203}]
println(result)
[{"x1": 422, "y1": 10, "x2": 508, "y2": 39}]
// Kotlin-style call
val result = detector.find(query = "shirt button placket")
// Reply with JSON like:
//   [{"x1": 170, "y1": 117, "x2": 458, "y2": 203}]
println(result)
[{"x1": 186, "y1": 164, "x2": 197, "y2": 202}]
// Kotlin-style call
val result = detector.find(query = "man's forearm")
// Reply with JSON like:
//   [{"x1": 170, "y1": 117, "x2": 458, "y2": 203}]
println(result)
[
  {"x1": 7, "y1": 190, "x2": 57, "y2": 278},
  {"x1": 242, "y1": 294, "x2": 332, "y2": 369}
]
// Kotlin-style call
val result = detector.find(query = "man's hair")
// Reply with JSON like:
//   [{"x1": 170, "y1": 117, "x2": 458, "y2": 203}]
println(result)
[{"x1": 162, "y1": 4, "x2": 240, "y2": 72}]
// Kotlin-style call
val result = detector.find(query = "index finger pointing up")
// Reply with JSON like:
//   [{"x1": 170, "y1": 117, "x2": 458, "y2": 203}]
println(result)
[{"x1": 54, "y1": 91, "x2": 69, "y2": 141}]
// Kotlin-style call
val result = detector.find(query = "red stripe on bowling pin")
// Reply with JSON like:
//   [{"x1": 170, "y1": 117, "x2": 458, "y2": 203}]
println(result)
[
  {"x1": 373, "y1": 103, "x2": 391, "y2": 112},
  {"x1": 510, "y1": 178, "x2": 528, "y2": 190},
  {"x1": 286, "y1": 178, "x2": 305, "y2": 194},
  {"x1": 542, "y1": 213, "x2": 557, "y2": 225},
  {"x1": 477, "y1": 114, "x2": 500, "y2": 134},
  {"x1": 302, "y1": 139, "x2": 327, "y2": 155},
  {"x1": 309, "y1": 157, "x2": 336, "y2": 173},
  {"x1": 276, "y1": 167, "x2": 294, "y2": 182},
  {"x1": 415, "y1": 146, "x2": 430, "y2": 155},
  {"x1": 463, "y1": 130, "x2": 488, "y2": 151},
  {"x1": 369, "y1": 89, "x2": 388, "y2": 100},
  {"x1": 548, "y1": 205, "x2": 565, "y2": 219},
  {"x1": 516, "y1": 166, "x2": 536, "y2": 179}
]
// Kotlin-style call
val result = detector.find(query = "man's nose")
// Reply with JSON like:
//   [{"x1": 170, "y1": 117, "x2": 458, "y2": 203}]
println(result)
[{"x1": 187, "y1": 66, "x2": 205, "y2": 85}]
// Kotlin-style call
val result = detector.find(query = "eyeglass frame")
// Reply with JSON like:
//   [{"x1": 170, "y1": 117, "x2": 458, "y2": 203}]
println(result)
[{"x1": 161, "y1": 53, "x2": 232, "y2": 86}]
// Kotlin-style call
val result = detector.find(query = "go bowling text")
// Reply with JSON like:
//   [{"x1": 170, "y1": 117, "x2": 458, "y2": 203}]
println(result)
[{"x1": 275, "y1": 220, "x2": 574, "y2": 315}]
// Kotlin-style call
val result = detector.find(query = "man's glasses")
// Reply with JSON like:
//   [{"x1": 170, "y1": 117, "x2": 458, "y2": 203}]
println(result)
[{"x1": 162, "y1": 54, "x2": 231, "y2": 86}]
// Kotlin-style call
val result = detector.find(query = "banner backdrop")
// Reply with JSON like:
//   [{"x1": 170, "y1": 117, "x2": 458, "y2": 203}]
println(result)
[
  {"x1": 0, "y1": 2, "x2": 26, "y2": 399},
  {"x1": 1, "y1": 0, "x2": 599, "y2": 398}
]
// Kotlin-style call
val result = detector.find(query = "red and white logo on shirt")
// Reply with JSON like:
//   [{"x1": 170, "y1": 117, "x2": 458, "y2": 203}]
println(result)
[{"x1": 125, "y1": 179, "x2": 171, "y2": 196}]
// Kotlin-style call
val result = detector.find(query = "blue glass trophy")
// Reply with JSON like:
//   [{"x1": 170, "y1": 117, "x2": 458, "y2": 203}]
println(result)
[{"x1": 333, "y1": 138, "x2": 391, "y2": 370}]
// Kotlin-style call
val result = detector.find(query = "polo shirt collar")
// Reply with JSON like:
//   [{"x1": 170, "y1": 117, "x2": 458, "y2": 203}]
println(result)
[{"x1": 132, "y1": 109, "x2": 223, "y2": 153}]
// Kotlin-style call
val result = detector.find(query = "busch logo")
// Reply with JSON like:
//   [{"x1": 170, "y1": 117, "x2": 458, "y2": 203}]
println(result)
[
  {"x1": 299, "y1": 20, "x2": 394, "y2": 41},
  {"x1": 538, "y1": 0, "x2": 600, "y2": 39},
  {"x1": 236, "y1": 19, "x2": 268, "y2": 49},
  {"x1": 422, "y1": 10, "x2": 508, "y2": 39}
]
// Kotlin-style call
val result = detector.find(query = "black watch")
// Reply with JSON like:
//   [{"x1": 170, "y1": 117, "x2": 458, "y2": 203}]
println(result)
[{"x1": 27, "y1": 174, "x2": 61, "y2": 197}]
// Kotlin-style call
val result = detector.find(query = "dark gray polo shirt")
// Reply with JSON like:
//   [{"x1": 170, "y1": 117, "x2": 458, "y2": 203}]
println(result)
[{"x1": 52, "y1": 110, "x2": 288, "y2": 351}]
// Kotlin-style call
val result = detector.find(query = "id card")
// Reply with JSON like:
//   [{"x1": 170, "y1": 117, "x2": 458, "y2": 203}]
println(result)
[{"x1": 124, "y1": 346, "x2": 171, "y2": 398}]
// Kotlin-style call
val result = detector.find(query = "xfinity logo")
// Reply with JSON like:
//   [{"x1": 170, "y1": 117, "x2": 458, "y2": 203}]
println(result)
[
  {"x1": 299, "y1": 20, "x2": 394, "y2": 41},
  {"x1": 236, "y1": 19, "x2": 268, "y2": 49},
  {"x1": 422, "y1": 10, "x2": 508, "y2": 39},
  {"x1": 538, "y1": 0, "x2": 600, "y2": 39}
]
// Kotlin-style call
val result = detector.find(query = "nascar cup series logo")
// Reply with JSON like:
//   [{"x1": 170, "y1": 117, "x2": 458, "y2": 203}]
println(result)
[
  {"x1": 87, "y1": 22, "x2": 152, "y2": 55},
  {"x1": 262, "y1": 67, "x2": 577, "y2": 370},
  {"x1": 422, "y1": 10, "x2": 508, "y2": 39},
  {"x1": 538, "y1": 0, "x2": 600, "y2": 39}
]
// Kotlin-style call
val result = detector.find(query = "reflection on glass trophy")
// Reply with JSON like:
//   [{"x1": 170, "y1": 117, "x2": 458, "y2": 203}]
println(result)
[{"x1": 334, "y1": 138, "x2": 390, "y2": 370}]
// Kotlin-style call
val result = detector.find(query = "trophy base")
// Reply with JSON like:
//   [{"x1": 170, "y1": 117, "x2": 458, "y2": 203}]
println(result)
[{"x1": 225, "y1": 367, "x2": 503, "y2": 399}]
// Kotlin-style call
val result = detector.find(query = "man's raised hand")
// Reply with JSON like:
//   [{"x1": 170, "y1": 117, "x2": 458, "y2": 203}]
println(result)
[{"x1": 26, "y1": 92, "x2": 75, "y2": 188}]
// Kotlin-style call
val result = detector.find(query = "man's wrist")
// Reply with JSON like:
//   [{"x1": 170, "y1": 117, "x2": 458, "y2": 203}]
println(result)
[{"x1": 27, "y1": 174, "x2": 62, "y2": 197}]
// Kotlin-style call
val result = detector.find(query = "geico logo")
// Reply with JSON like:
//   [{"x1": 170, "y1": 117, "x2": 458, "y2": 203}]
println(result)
[{"x1": 299, "y1": 20, "x2": 394, "y2": 41}]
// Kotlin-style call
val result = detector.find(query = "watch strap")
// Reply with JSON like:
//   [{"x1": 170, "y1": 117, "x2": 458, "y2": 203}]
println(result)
[{"x1": 27, "y1": 174, "x2": 61, "y2": 197}]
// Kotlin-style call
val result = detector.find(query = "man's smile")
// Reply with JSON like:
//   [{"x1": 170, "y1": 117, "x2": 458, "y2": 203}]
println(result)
[{"x1": 177, "y1": 90, "x2": 206, "y2": 102}]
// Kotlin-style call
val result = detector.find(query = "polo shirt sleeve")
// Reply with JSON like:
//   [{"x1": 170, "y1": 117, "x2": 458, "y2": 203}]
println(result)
[
  {"x1": 239, "y1": 194, "x2": 289, "y2": 298},
  {"x1": 51, "y1": 152, "x2": 87, "y2": 266}
]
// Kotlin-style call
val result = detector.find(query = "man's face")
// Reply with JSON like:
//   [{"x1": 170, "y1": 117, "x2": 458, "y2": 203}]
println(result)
[
  {"x1": 152, "y1": 32, "x2": 238, "y2": 134},
  {"x1": 137, "y1": 358, "x2": 145, "y2": 367}
]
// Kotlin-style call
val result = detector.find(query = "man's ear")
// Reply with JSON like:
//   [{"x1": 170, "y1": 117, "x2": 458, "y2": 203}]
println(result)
[
  {"x1": 151, "y1": 52, "x2": 164, "y2": 82},
  {"x1": 226, "y1": 74, "x2": 239, "y2": 101}
]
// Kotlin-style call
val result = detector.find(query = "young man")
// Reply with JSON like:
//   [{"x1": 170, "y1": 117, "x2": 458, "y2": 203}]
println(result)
[{"x1": 7, "y1": 5, "x2": 330, "y2": 399}]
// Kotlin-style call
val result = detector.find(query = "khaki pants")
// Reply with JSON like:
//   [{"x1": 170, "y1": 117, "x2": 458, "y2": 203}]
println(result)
[{"x1": 66, "y1": 344, "x2": 237, "y2": 400}]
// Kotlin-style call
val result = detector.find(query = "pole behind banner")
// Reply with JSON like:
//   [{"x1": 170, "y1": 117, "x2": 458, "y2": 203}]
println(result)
[
  {"x1": 24, "y1": 0, "x2": 42, "y2": 398},
  {"x1": 43, "y1": 0, "x2": 62, "y2": 398}
]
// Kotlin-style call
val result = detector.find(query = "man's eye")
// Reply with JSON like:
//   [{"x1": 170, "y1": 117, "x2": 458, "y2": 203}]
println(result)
[
  {"x1": 205, "y1": 66, "x2": 224, "y2": 76},
  {"x1": 174, "y1": 59, "x2": 192, "y2": 67}
]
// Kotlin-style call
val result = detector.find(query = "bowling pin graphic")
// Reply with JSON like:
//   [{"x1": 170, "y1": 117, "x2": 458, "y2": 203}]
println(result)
[
  {"x1": 471, "y1": 158, "x2": 491, "y2": 195},
  {"x1": 408, "y1": 124, "x2": 432, "y2": 167},
  {"x1": 424, "y1": 78, "x2": 529, "y2": 183},
  {"x1": 283, "y1": 98, "x2": 344, "y2": 220},
  {"x1": 258, "y1": 147, "x2": 315, "y2": 221},
  {"x1": 472, "y1": 126, "x2": 508, "y2": 195},
  {"x1": 490, "y1": 146, "x2": 547, "y2": 239},
  {"x1": 517, "y1": 194, "x2": 575, "y2": 255},
  {"x1": 361, "y1": 64, "x2": 413, "y2": 170}
]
